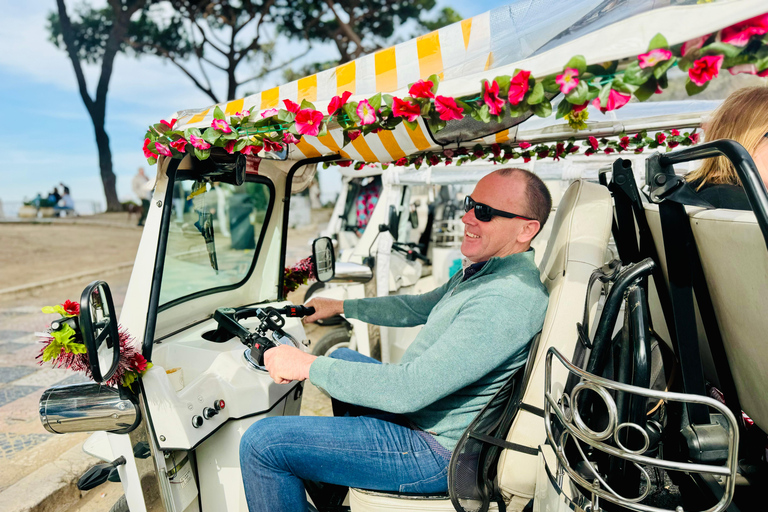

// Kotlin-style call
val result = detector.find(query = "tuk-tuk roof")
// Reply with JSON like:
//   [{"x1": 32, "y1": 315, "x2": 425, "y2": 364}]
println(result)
[{"x1": 165, "y1": 0, "x2": 766, "y2": 165}]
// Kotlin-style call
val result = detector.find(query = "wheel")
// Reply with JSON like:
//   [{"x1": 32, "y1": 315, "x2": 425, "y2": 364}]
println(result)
[
  {"x1": 304, "y1": 282, "x2": 345, "y2": 326},
  {"x1": 109, "y1": 495, "x2": 129, "y2": 512},
  {"x1": 303, "y1": 281, "x2": 326, "y2": 302},
  {"x1": 311, "y1": 328, "x2": 352, "y2": 356}
]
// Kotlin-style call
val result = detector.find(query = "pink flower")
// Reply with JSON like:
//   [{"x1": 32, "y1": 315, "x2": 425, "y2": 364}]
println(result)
[
  {"x1": 283, "y1": 133, "x2": 300, "y2": 144},
  {"x1": 154, "y1": 142, "x2": 172, "y2": 157},
  {"x1": 556, "y1": 68, "x2": 579, "y2": 94},
  {"x1": 261, "y1": 108, "x2": 278, "y2": 118},
  {"x1": 328, "y1": 91, "x2": 353, "y2": 115},
  {"x1": 670, "y1": 129, "x2": 680, "y2": 136},
  {"x1": 656, "y1": 132, "x2": 667, "y2": 144},
  {"x1": 604, "y1": 148, "x2": 615, "y2": 155},
  {"x1": 518, "y1": 141, "x2": 531, "y2": 150},
  {"x1": 143, "y1": 138, "x2": 158, "y2": 158},
  {"x1": 242, "y1": 144, "x2": 263, "y2": 155},
  {"x1": 588, "y1": 136, "x2": 599, "y2": 151},
  {"x1": 392, "y1": 97, "x2": 421, "y2": 122},
  {"x1": 434, "y1": 96, "x2": 463, "y2": 121},
  {"x1": 729, "y1": 64, "x2": 757, "y2": 76},
  {"x1": 189, "y1": 134, "x2": 211, "y2": 150},
  {"x1": 211, "y1": 119, "x2": 232, "y2": 133},
  {"x1": 428, "y1": 154, "x2": 440, "y2": 166},
  {"x1": 572, "y1": 101, "x2": 589, "y2": 113},
  {"x1": 483, "y1": 80, "x2": 505, "y2": 116},
  {"x1": 225, "y1": 140, "x2": 236, "y2": 154},
  {"x1": 668, "y1": 140, "x2": 680, "y2": 149},
  {"x1": 234, "y1": 110, "x2": 250, "y2": 117},
  {"x1": 170, "y1": 138, "x2": 187, "y2": 153},
  {"x1": 682, "y1": 34, "x2": 710, "y2": 56},
  {"x1": 688, "y1": 55, "x2": 724, "y2": 86},
  {"x1": 356, "y1": 100, "x2": 377, "y2": 125},
  {"x1": 655, "y1": 84, "x2": 664, "y2": 94},
  {"x1": 348, "y1": 129, "x2": 362, "y2": 141},
  {"x1": 395, "y1": 157, "x2": 408, "y2": 166},
  {"x1": 491, "y1": 144, "x2": 502, "y2": 157},
  {"x1": 337, "y1": 160, "x2": 353, "y2": 167},
  {"x1": 638, "y1": 48, "x2": 672, "y2": 69},
  {"x1": 508, "y1": 70, "x2": 531, "y2": 105},
  {"x1": 689, "y1": 133, "x2": 700, "y2": 144},
  {"x1": 295, "y1": 109, "x2": 324, "y2": 137},
  {"x1": 283, "y1": 99, "x2": 301, "y2": 114},
  {"x1": 619, "y1": 136, "x2": 630, "y2": 150},
  {"x1": 523, "y1": 156, "x2": 531, "y2": 163},
  {"x1": 409, "y1": 79, "x2": 435, "y2": 99},
  {"x1": 160, "y1": 119, "x2": 176, "y2": 130},
  {"x1": 634, "y1": 147, "x2": 645, "y2": 154},
  {"x1": 759, "y1": 69, "x2": 768, "y2": 78},
  {"x1": 721, "y1": 14, "x2": 768, "y2": 47},
  {"x1": 591, "y1": 89, "x2": 631, "y2": 113},
  {"x1": 263, "y1": 139, "x2": 283, "y2": 152},
  {"x1": 443, "y1": 149, "x2": 455, "y2": 158}
]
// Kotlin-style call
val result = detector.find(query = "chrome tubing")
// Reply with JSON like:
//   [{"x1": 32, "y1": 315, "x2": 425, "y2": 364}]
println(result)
[
  {"x1": 327, "y1": 261, "x2": 374, "y2": 283},
  {"x1": 544, "y1": 347, "x2": 739, "y2": 512},
  {"x1": 39, "y1": 382, "x2": 140, "y2": 435}
]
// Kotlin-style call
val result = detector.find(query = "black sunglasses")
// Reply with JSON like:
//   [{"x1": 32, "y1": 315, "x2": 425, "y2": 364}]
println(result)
[{"x1": 463, "y1": 196, "x2": 534, "y2": 222}]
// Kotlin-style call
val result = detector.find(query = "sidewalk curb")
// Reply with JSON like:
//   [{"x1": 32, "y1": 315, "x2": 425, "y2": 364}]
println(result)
[
  {"x1": 0, "y1": 441, "x2": 97, "y2": 512},
  {"x1": 0, "y1": 218, "x2": 142, "y2": 231},
  {"x1": 0, "y1": 263, "x2": 135, "y2": 300}
]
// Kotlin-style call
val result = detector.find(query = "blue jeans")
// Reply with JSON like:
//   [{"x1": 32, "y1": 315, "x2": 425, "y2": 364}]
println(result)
[{"x1": 240, "y1": 348, "x2": 452, "y2": 512}]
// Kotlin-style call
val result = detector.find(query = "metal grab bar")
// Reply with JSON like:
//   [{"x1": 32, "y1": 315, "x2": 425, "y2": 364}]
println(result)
[{"x1": 544, "y1": 347, "x2": 740, "y2": 512}]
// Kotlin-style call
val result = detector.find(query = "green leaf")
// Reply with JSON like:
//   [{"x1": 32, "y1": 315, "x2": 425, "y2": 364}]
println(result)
[
  {"x1": 202, "y1": 127, "x2": 221, "y2": 144},
  {"x1": 420, "y1": 101, "x2": 432, "y2": 116},
  {"x1": 403, "y1": 119, "x2": 419, "y2": 131},
  {"x1": 234, "y1": 139, "x2": 248, "y2": 152},
  {"x1": 213, "y1": 106, "x2": 225, "y2": 121},
  {"x1": 122, "y1": 371, "x2": 137, "y2": 388},
  {"x1": 299, "y1": 99, "x2": 316, "y2": 111},
  {"x1": 565, "y1": 55, "x2": 587, "y2": 74},
  {"x1": 611, "y1": 77, "x2": 636, "y2": 94},
  {"x1": 565, "y1": 80, "x2": 589, "y2": 104},
  {"x1": 532, "y1": 99, "x2": 552, "y2": 118},
  {"x1": 586, "y1": 84, "x2": 601, "y2": 101},
  {"x1": 471, "y1": 104, "x2": 491, "y2": 123},
  {"x1": 508, "y1": 104, "x2": 526, "y2": 118},
  {"x1": 317, "y1": 123, "x2": 328, "y2": 138},
  {"x1": 634, "y1": 79, "x2": 658, "y2": 102},
  {"x1": 586, "y1": 62, "x2": 618, "y2": 76},
  {"x1": 427, "y1": 118, "x2": 446, "y2": 133},
  {"x1": 623, "y1": 61, "x2": 653, "y2": 86},
  {"x1": 495, "y1": 75, "x2": 511, "y2": 96},
  {"x1": 194, "y1": 147, "x2": 210, "y2": 160},
  {"x1": 541, "y1": 76, "x2": 560, "y2": 94},
  {"x1": 368, "y1": 93, "x2": 382, "y2": 112},
  {"x1": 42, "y1": 305, "x2": 63, "y2": 315},
  {"x1": 653, "y1": 58, "x2": 676, "y2": 79},
  {"x1": 527, "y1": 82, "x2": 545, "y2": 105},
  {"x1": 427, "y1": 74, "x2": 440, "y2": 94},
  {"x1": 185, "y1": 127, "x2": 202, "y2": 139},
  {"x1": 597, "y1": 83, "x2": 612, "y2": 108},
  {"x1": 153, "y1": 123, "x2": 168, "y2": 134},
  {"x1": 68, "y1": 342, "x2": 87, "y2": 354},
  {"x1": 648, "y1": 33, "x2": 669, "y2": 51},
  {"x1": 220, "y1": 131, "x2": 238, "y2": 141},
  {"x1": 146, "y1": 156, "x2": 157, "y2": 166},
  {"x1": 685, "y1": 79, "x2": 709, "y2": 96},
  {"x1": 556, "y1": 99, "x2": 573, "y2": 119},
  {"x1": 343, "y1": 102, "x2": 361, "y2": 125},
  {"x1": 701, "y1": 42, "x2": 742, "y2": 58},
  {"x1": 383, "y1": 94, "x2": 394, "y2": 107},
  {"x1": 677, "y1": 57, "x2": 693, "y2": 72},
  {"x1": 42, "y1": 340, "x2": 62, "y2": 362}
]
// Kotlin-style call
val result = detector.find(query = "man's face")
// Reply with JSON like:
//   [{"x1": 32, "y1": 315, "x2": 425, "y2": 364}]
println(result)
[{"x1": 461, "y1": 172, "x2": 538, "y2": 263}]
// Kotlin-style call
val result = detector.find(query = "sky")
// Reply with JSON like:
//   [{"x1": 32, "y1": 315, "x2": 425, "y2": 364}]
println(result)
[{"x1": 0, "y1": 0, "x2": 503, "y2": 213}]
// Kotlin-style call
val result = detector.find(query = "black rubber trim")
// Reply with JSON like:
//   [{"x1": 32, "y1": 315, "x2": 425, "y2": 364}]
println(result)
[
  {"x1": 160, "y1": 382, "x2": 303, "y2": 452},
  {"x1": 158, "y1": 175, "x2": 276, "y2": 313},
  {"x1": 143, "y1": 159, "x2": 180, "y2": 361},
  {"x1": 467, "y1": 432, "x2": 539, "y2": 456},
  {"x1": 519, "y1": 402, "x2": 545, "y2": 418}
]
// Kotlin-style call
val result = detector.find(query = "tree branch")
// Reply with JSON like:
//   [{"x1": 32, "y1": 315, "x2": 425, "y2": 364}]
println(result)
[
  {"x1": 324, "y1": 0, "x2": 364, "y2": 50},
  {"x1": 55, "y1": 0, "x2": 96, "y2": 117},
  {"x1": 191, "y1": 18, "x2": 229, "y2": 57}
]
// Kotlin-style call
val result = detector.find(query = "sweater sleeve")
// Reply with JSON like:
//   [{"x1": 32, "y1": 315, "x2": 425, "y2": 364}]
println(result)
[
  {"x1": 310, "y1": 291, "x2": 546, "y2": 413},
  {"x1": 343, "y1": 275, "x2": 457, "y2": 327}
]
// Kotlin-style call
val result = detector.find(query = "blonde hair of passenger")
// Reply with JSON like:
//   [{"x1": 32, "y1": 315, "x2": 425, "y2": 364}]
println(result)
[{"x1": 686, "y1": 86, "x2": 768, "y2": 189}]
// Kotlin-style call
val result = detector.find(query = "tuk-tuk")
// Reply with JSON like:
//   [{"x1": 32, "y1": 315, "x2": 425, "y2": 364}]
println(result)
[{"x1": 36, "y1": 1, "x2": 768, "y2": 511}]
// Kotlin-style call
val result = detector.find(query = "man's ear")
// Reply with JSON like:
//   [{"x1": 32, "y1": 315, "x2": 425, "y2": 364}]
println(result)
[{"x1": 517, "y1": 220, "x2": 540, "y2": 244}]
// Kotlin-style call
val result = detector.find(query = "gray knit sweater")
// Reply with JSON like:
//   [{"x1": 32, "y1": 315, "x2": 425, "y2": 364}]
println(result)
[{"x1": 309, "y1": 250, "x2": 548, "y2": 451}]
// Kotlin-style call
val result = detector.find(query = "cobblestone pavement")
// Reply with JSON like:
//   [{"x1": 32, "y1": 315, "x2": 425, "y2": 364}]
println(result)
[{"x1": 0, "y1": 271, "x2": 131, "y2": 493}]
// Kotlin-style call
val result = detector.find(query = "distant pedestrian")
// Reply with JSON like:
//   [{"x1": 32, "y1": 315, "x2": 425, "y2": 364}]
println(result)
[
  {"x1": 55, "y1": 186, "x2": 76, "y2": 216},
  {"x1": 132, "y1": 167, "x2": 152, "y2": 227},
  {"x1": 47, "y1": 187, "x2": 61, "y2": 205}
]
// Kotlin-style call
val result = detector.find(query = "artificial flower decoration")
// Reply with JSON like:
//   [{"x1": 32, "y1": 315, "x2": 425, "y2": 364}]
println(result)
[
  {"x1": 143, "y1": 138, "x2": 158, "y2": 159},
  {"x1": 189, "y1": 134, "x2": 212, "y2": 150},
  {"x1": 155, "y1": 142, "x2": 172, "y2": 157},
  {"x1": 225, "y1": 140, "x2": 236, "y2": 154},
  {"x1": 483, "y1": 80, "x2": 506, "y2": 116},
  {"x1": 283, "y1": 99, "x2": 301, "y2": 114},
  {"x1": 283, "y1": 133, "x2": 300, "y2": 144},
  {"x1": 211, "y1": 119, "x2": 232, "y2": 134},
  {"x1": 720, "y1": 13, "x2": 768, "y2": 46},
  {"x1": 592, "y1": 89, "x2": 631, "y2": 113},
  {"x1": 242, "y1": 144, "x2": 264, "y2": 155},
  {"x1": 681, "y1": 34, "x2": 709, "y2": 56},
  {"x1": 409, "y1": 79, "x2": 436, "y2": 99},
  {"x1": 508, "y1": 70, "x2": 531, "y2": 105},
  {"x1": 295, "y1": 109, "x2": 324, "y2": 136},
  {"x1": 357, "y1": 100, "x2": 377, "y2": 125},
  {"x1": 261, "y1": 108, "x2": 278, "y2": 118},
  {"x1": 638, "y1": 48, "x2": 672, "y2": 69},
  {"x1": 688, "y1": 54, "x2": 724, "y2": 86},
  {"x1": 556, "y1": 68, "x2": 580, "y2": 94},
  {"x1": 328, "y1": 91, "x2": 353, "y2": 115},
  {"x1": 283, "y1": 256, "x2": 317, "y2": 296},
  {"x1": 434, "y1": 96, "x2": 464, "y2": 121},
  {"x1": 160, "y1": 119, "x2": 176, "y2": 130},
  {"x1": 392, "y1": 97, "x2": 422, "y2": 122},
  {"x1": 170, "y1": 138, "x2": 187, "y2": 152}
]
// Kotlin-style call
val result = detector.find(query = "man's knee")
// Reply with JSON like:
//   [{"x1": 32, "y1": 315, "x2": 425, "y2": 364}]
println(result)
[{"x1": 240, "y1": 416, "x2": 287, "y2": 467}]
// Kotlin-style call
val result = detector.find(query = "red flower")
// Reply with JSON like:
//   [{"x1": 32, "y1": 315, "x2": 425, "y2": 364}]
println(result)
[
  {"x1": 409, "y1": 79, "x2": 435, "y2": 99},
  {"x1": 670, "y1": 129, "x2": 680, "y2": 136},
  {"x1": 519, "y1": 141, "x2": 531, "y2": 150},
  {"x1": 283, "y1": 99, "x2": 301, "y2": 114},
  {"x1": 523, "y1": 155, "x2": 531, "y2": 163},
  {"x1": 588, "y1": 136, "x2": 599, "y2": 151},
  {"x1": 634, "y1": 147, "x2": 645, "y2": 154},
  {"x1": 720, "y1": 14, "x2": 768, "y2": 47},
  {"x1": 688, "y1": 55, "x2": 724, "y2": 86},
  {"x1": 668, "y1": 140, "x2": 680, "y2": 149},
  {"x1": 619, "y1": 136, "x2": 630, "y2": 150},
  {"x1": 242, "y1": 144, "x2": 263, "y2": 155},
  {"x1": 584, "y1": 149, "x2": 595, "y2": 156},
  {"x1": 225, "y1": 140, "x2": 236, "y2": 154},
  {"x1": 508, "y1": 70, "x2": 531, "y2": 105},
  {"x1": 537, "y1": 150, "x2": 550, "y2": 159},
  {"x1": 347, "y1": 129, "x2": 362, "y2": 141},
  {"x1": 263, "y1": 139, "x2": 282, "y2": 152},
  {"x1": 394, "y1": 157, "x2": 409, "y2": 166},
  {"x1": 328, "y1": 91, "x2": 353, "y2": 115},
  {"x1": 283, "y1": 133, "x2": 300, "y2": 145},
  {"x1": 689, "y1": 133, "x2": 700, "y2": 144},
  {"x1": 170, "y1": 138, "x2": 187, "y2": 153},
  {"x1": 759, "y1": 69, "x2": 768, "y2": 78},
  {"x1": 444, "y1": 157, "x2": 453, "y2": 165},
  {"x1": 570, "y1": 145, "x2": 580, "y2": 153},
  {"x1": 295, "y1": 109, "x2": 325, "y2": 137},
  {"x1": 143, "y1": 138, "x2": 158, "y2": 158},
  {"x1": 337, "y1": 160, "x2": 353, "y2": 167},
  {"x1": 428, "y1": 154, "x2": 440, "y2": 166},
  {"x1": 160, "y1": 119, "x2": 176, "y2": 130},
  {"x1": 483, "y1": 80, "x2": 505, "y2": 116},
  {"x1": 572, "y1": 101, "x2": 589, "y2": 113},
  {"x1": 656, "y1": 132, "x2": 667, "y2": 144},
  {"x1": 591, "y1": 89, "x2": 631, "y2": 113},
  {"x1": 434, "y1": 96, "x2": 464, "y2": 121},
  {"x1": 62, "y1": 300, "x2": 80, "y2": 316},
  {"x1": 473, "y1": 149, "x2": 485, "y2": 158},
  {"x1": 132, "y1": 353, "x2": 148, "y2": 373},
  {"x1": 491, "y1": 144, "x2": 502, "y2": 157},
  {"x1": 392, "y1": 97, "x2": 421, "y2": 122},
  {"x1": 604, "y1": 148, "x2": 615, "y2": 155}
]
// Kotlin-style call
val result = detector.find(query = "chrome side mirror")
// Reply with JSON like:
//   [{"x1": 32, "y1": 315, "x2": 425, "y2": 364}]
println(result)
[
  {"x1": 312, "y1": 237, "x2": 336, "y2": 282},
  {"x1": 79, "y1": 281, "x2": 120, "y2": 383}
]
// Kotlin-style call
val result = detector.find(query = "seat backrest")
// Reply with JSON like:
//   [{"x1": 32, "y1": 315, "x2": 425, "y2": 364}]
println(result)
[
  {"x1": 496, "y1": 180, "x2": 613, "y2": 502},
  {"x1": 688, "y1": 208, "x2": 768, "y2": 431}
]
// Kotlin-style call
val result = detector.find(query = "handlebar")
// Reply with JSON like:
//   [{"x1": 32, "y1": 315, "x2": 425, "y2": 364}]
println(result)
[{"x1": 391, "y1": 242, "x2": 431, "y2": 264}]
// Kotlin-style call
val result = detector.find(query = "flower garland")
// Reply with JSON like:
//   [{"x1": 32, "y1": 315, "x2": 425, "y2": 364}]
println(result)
[
  {"x1": 143, "y1": 14, "x2": 768, "y2": 167},
  {"x1": 36, "y1": 301, "x2": 152, "y2": 387},
  {"x1": 283, "y1": 256, "x2": 317, "y2": 297}
]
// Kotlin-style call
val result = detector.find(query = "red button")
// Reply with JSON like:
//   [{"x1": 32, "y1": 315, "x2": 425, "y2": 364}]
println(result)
[{"x1": 218, "y1": 400, "x2": 225, "y2": 409}]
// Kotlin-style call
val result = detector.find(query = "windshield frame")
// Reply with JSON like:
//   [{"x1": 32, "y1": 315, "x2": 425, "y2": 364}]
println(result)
[{"x1": 157, "y1": 173, "x2": 276, "y2": 313}]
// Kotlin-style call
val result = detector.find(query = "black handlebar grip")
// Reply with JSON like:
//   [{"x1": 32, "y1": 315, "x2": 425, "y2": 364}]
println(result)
[{"x1": 279, "y1": 305, "x2": 316, "y2": 317}]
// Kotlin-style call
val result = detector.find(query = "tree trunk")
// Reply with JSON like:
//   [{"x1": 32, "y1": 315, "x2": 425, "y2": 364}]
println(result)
[{"x1": 94, "y1": 122, "x2": 120, "y2": 211}]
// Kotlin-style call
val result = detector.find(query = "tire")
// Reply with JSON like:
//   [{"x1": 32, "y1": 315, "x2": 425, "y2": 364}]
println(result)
[
  {"x1": 109, "y1": 495, "x2": 129, "y2": 512},
  {"x1": 303, "y1": 281, "x2": 326, "y2": 302},
  {"x1": 304, "y1": 282, "x2": 345, "y2": 326},
  {"x1": 311, "y1": 328, "x2": 352, "y2": 356}
]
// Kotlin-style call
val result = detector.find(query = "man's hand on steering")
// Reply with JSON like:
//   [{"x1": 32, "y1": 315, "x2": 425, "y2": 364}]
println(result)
[
  {"x1": 303, "y1": 297, "x2": 344, "y2": 324},
  {"x1": 263, "y1": 345, "x2": 317, "y2": 384}
]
